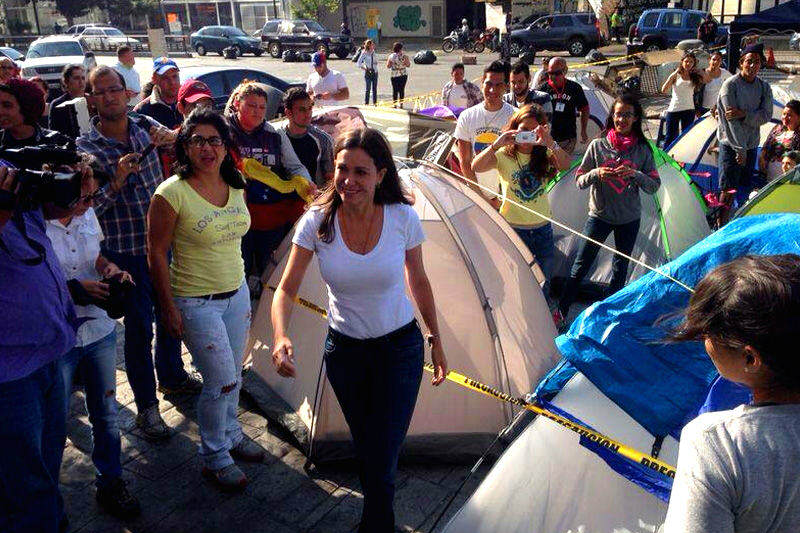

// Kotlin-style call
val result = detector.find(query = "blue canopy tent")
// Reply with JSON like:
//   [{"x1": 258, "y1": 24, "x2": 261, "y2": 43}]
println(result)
[{"x1": 726, "y1": 0, "x2": 800, "y2": 72}]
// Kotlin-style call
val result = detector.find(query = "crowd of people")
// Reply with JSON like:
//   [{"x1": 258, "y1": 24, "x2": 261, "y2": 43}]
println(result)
[{"x1": 0, "y1": 31, "x2": 798, "y2": 533}]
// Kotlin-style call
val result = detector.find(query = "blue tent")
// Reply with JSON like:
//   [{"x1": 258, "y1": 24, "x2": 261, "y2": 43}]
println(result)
[{"x1": 536, "y1": 213, "x2": 800, "y2": 440}]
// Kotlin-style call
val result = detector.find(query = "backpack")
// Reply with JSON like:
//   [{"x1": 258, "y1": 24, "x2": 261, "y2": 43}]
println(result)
[{"x1": 282, "y1": 49, "x2": 298, "y2": 62}]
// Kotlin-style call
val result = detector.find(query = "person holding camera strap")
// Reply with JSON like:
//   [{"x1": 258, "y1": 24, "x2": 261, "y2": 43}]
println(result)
[
  {"x1": 76, "y1": 65, "x2": 195, "y2": 443},
  {"x1": 45, "y1": 192, "x2": 141, "y2": 519}
]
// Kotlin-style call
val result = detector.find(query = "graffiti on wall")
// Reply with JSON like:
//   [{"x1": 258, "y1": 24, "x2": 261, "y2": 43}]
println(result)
[
  {"x1": 393, "y1": 5, "x2": 427, "y2": 32},
  {"x1": 350, "y1": 6, "x2": 368, "y2": 35}
]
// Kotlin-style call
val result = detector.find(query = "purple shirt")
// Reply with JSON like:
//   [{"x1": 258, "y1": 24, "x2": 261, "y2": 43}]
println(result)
[{"x1": 0, "y1": 209, "x2": 76, "y2": 383}]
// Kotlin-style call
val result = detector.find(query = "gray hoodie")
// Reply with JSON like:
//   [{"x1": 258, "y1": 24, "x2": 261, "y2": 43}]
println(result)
[{"x1": 575, "y1": 135, "x2": 660, "y2": 224}]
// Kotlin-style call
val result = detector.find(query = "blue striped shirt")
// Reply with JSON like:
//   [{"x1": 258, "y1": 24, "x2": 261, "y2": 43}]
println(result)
[{"x1": 76, "y1": 114, "x2": 165, "y2": 256}]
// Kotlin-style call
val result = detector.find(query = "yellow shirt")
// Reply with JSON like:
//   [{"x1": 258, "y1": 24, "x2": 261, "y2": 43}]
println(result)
[
  {"x1": 154, "y1": 176, "x2": 251, "y2": 297},
  {"x1": 495, "y1": 148, "x2": 554, "y2": 228}
]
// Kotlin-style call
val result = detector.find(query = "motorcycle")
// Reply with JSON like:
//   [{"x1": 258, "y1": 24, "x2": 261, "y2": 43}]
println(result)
[
  {"x1": 442, "y1": 29, "x2": 478, "y2": 53},
  {"x1": 476, "y1": 28, "x2": 499, "y2": 53}
]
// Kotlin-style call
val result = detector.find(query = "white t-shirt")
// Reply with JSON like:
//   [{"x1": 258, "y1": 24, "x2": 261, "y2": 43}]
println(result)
[
  {"x1": 292, "y1": 203, "x2": 425, "y2": 339},
  {"x1": 45, "y1": 208, "x2": 116, "y2": 347},
  {"x1": 702, "y1": 69, "x2": 733, "y2": 109},
  {"x1": 447, "y1": 83, "x2": 469, "y2": 109},
  {"x1": 663, "y1": 403, "x2": 800, "y2": 533},
  {"x1": 667, "y1": 76, "x2": 696, "y2": 113},
  {"x1": 306, "y1": 69, "x2": 348, "y2": 105},
  {"x1": 454, "y1": 101, "x2": 516, "y2": 155}
]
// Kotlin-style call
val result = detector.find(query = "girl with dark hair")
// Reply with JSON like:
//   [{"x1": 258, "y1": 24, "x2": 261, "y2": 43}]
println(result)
[
  {"x1": 147, "y1": 109, "x2": 262, "y2": 492},
  {"x1": 663, "y1": 254, "x2": 800, "y2": 533},
  {"x1": 0, "y1": 77, "x2": 69, "y2": 148},
  {"x1": 760, "y1": 99, "x2": 800, "y2": 180},
  {"x1": 471, "y1": 104, "x2": 571, "y2": 317},
  {"x1": 386, "y1": 41, "x2": 410, "y2": 108},
  {"x1": 271, "y1": 127, "x2": 448, "y2": 532},
  {"x1": 558, "y1": 94, "x2": 661, "y2": 319},
  {"x1": 662, "y1": 52, "x2": 704, "y2": 147},
  {"x1": 699, "y1": 51, "x2": 731, "y2": 116}
]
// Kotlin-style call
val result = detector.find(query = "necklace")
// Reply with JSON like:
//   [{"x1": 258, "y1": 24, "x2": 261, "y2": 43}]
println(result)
[{"x1": 342, "y1": 205, "x2": 380, "y2": 254}]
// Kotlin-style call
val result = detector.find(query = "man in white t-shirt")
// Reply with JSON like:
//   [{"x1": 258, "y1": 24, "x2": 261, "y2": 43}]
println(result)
[
  {"x1": 306, "y1": 51, "x2": 349, "y2": 106},
  {"x1": 454, "y1": 60, "x2": 515, "y2": 195},
  {"x1": 113, "y1": 45, "x2": 141, "y2": 107},
  {"x1": 441, "y1": 63, "x2": 483, "y2": 110}
]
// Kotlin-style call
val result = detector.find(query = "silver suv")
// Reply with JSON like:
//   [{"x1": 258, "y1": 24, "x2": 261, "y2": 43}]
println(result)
[{"x1": 21, "y1": 36, "x2": 96, "y2": 93}]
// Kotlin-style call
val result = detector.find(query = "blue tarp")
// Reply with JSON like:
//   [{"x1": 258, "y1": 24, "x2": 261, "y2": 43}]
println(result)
[{"x1": 536, "y1": 213, "x2": 800, "y2": 440}]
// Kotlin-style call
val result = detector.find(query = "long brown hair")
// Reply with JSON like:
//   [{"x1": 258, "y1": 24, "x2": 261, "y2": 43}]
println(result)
[
  {"x1": 679, "y1": 51, "x2": 704, "y2": 88},
  {"x1": 501, "y1": 104, "x2": 551, "y2": 179},
  {"x1": 315, "y1": 127, "x2": 412, "y2": 243}
]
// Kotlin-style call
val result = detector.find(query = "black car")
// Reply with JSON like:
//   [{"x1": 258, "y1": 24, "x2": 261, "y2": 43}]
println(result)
[
  {"x1": 190, "y1": 25, "x2": 263, "y2": 57},
  {"x1": 180, "y1": 65, "x2": 303, "y2": 112},
  {"x1": 509, "y1": 12, "x2": 605, "y2": 57},
  {"x1": 261, "y1": 19, "x2": 354, "y2": 59}
]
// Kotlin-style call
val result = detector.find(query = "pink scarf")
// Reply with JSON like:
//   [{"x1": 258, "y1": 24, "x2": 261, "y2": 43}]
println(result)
[{"x1": 607, "y1": 129, "x2": 638, "y2": 153}]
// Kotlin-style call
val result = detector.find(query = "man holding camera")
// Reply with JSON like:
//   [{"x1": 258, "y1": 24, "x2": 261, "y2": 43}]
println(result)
[
  {"x1": 0, "y1": 162, "x2": 87, "y2": 532},
  {"x1": 77, "y1": 65, "x2": 197, "y2": 442}
]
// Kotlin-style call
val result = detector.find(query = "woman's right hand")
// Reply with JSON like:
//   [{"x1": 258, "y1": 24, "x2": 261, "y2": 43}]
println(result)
[
  {"x1": 597, "y1": 166, "x2": 617, "y2": 181},
  {"x1": 491, "y1": 130, "x2": 518, "y2": 151},
  {"x1": 163, "y1": 304, "x2": 184, "y2": 340},
  {"x1": 272, "y1": 336, "x2": 296, "y2": 378}
]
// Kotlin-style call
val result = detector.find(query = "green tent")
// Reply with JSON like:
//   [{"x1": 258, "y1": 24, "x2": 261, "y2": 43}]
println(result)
[{"x1": 734, "y1": 167, "x2": 800, "y2": 218}]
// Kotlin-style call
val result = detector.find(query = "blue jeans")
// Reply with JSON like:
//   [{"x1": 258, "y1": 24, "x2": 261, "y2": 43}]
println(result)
[
  {"x1": 514, "y1": 223, "x2": 554, "y2": 303},
  {"x1": 102, "y1": 250, "x2": 186, "y2": 412},
  {"x1": 663, "y1": 109, "x2": 695, "y2": 148},
  {"x1": 324, "y1": 320, "x2": 424, "y2": 533},
  {"x1": 559, "y1": 216, "x2": 640, "y2": 315},
  {"x1": 364, "y1": 73, "x2": 378, "y2": 104},
  {"x1": 0, "y1": 360, "x2": 66, "y2": 533},
  {"x1": 241, "y1": 225, "x2": 292, "y2": 279},
  {"x1": 59, "y1": 331, "x2": 121, "y2": 488},
  {"x1": 174, "y1": 282, "x2": 250, "y2": 470},
  {"x1": 718, "y1": 143, "x2": 757, "y2": 207}
]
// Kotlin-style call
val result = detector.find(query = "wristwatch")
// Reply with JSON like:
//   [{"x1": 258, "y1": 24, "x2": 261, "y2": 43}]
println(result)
[{"x1": 426, "y1": 333, "x2": 439, "y2": 347}]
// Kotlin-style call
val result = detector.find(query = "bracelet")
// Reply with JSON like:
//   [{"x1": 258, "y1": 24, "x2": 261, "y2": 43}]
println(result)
[{"x1": 425, "y1": 333, "x2": 439, "y2": 347}]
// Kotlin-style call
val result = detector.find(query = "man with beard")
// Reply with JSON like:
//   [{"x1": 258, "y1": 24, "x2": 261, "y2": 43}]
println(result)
[
  {"x1": 281, "y1": 87, "x2": 334, "y2": 187},
  {"x1": 503, "y1": 61, "x2": 552, "y2": 116},
  {"x1": 539, "y1": 57, "x2": 589, "y2": 153},
  {"x1": 77, "y1": 65, "x2": 199, "y2": 442},
  {"x1": 134, "y1": 57, "x2": 181, "y2": 129}
]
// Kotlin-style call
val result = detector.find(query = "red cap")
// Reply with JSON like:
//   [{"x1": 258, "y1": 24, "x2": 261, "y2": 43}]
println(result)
[{"x1": 178, "y1": 79, "x2": 213, "y2": 104}]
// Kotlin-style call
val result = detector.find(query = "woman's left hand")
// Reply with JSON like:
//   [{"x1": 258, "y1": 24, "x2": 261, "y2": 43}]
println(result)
[
  {"x1": 614, "y1": 165, "x2": 636, "y2": 180},
  {"x1": 430, "y1": 342, "x2": 448, "y2": 386}
]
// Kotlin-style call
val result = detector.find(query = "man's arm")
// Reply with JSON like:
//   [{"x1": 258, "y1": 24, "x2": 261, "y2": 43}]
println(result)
[
  {"x1": 743, "y1": 81, "x2": 773, "y2": 129},
  {"x1": 456, "y1": 139, "x2": 477, "y2": 185},
  {"x1": 333, "y1": 75, "x2": 349, "y2": 101},
  {"x1": 579, "y1": 105, "x2": 590, "y2": 142}
]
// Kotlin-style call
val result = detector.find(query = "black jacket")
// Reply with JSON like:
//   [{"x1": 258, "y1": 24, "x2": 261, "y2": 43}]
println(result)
[{"x1": 48, "y1": 93, "x2": 82, "y2": 140}]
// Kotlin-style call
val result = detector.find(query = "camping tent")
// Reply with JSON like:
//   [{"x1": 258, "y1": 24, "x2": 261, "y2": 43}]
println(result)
[
  {"x1": 271, "y1": 105, "x2": 456, "y2": 161},
  {"x1": 245, "y1": 159, "x2": 561, "y2": 462},
  {"x1": 444, "y1": 213, "x2": 800, "y2": 533},
  {"x1": 667, "y1": 100, "x2": 784, "y2": 194},
  {"x1": 548, "y1": 142, "x2": 710, "y2": 290},
  {"x1": 734, "y1": 165, "x2": 800, "y2": 217}
]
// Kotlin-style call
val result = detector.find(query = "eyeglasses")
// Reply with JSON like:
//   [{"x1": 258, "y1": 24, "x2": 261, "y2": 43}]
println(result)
[
  {"x1": 547, "y1": 70, "x2": 564, "y2": 77},
  {"x1": 614, "y1": 112, "x2": 636, "y2": 119},
  {"x1": 90, "y1": 86, "x2": 125, "y2": 97},
  {"x1": 187, "y1": 135, "x2": 224, "y2": 147}
]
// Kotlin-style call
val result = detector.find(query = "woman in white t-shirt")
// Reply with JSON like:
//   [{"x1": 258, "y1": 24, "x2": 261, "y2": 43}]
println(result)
[
  {"x1": 386, "y1": 41, "x2": 411, "y2": 108},
  {"x1": 699, "y1": 51, "x2": 731, "y2": 117},
  {"x1": 271, "y1": 127, "x2": 447, "y2": 532},
  {"x1": 661, "y1": 52, "x2": 703, "y2": 147}
]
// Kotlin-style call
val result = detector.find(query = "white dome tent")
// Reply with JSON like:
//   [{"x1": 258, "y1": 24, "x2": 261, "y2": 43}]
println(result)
[
  {"x1": 244, "y1": 160, "x2": 561, "y2": 462},
  {"x1": 548, "y1": 142, "x2": 711, "y2": 289}
]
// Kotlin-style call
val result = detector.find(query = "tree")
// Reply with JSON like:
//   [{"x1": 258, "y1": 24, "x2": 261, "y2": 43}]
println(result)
[
  {"x1": 291, "y1": 0, "x2": 340, "y2": 21},
  {"x1": 130, "y1": 0, "x2": 159, "y2": 28},
  {"x1": 54, "y1": 0, "x2": 99, "y2": 26}
]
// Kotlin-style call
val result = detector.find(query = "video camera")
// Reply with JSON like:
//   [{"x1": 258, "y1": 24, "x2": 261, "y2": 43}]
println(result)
[{"x1": 0, "y1": 142, "x2": 94, "y2": 210}]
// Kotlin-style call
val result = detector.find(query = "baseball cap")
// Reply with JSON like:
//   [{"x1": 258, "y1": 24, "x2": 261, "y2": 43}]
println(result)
[
  {"x1": 153, "y1": 56, "x2": 179, "y2": 75},
  {"x1": 741, "y1": 42, "x2": 766, "y2": 62},
  {"x1": 178, "y1": 79, "x2": 213, "y2": 104},
  {"x1": 312, "y1": 51, "x2": 326, "y2": 67}
]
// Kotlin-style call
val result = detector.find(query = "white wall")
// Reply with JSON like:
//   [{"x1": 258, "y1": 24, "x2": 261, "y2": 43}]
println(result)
[{"x1": 348, "y1": 0, "x2": 445, "y2": 38}]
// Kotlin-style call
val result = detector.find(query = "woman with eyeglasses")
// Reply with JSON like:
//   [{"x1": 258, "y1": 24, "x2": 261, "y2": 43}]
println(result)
[
  {"x1": 147, "y1": 109, "x2": 263, "y2": 492},
  {"x1": 0, "y1": 77, "x2": 70, "y2": 149},
  {"x1": 45, "y1": 176, "x2": 141, "y2": 519},
  {"x1": 557, "y1": 93, "x2": 661, "y2": 320}
]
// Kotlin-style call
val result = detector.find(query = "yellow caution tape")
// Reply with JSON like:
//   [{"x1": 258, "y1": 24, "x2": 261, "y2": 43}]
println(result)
[
  {"x1": 263, "y1": 286, "x2": 676, "y2": 479},
  {"x1": 241, "y1": 158, "x2": 314, "y2": 203},
  {"x1": 422, "y1": 362, "x2": 676, "y2": 479}
]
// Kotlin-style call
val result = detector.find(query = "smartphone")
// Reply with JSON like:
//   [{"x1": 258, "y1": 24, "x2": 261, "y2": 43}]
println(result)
[{"x1": 515, "y1": 131, "x2": 537, "y2": 144}]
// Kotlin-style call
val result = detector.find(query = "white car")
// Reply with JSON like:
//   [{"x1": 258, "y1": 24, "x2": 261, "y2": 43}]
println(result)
[
  {"x1": 78, "y1": 26, "x2": 143, "y2": 51},
  {"x1": 21, "y1": 36, "x2": 96, "y2": 93}
]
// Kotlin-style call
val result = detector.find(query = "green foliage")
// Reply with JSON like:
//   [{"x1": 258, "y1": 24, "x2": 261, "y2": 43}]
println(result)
[
  {"x1": 290, "y1": 0, "x2": 340, "y2": 20},
  {"x1": 54, "y1": 0, "x2": 96, "y2": 23}
]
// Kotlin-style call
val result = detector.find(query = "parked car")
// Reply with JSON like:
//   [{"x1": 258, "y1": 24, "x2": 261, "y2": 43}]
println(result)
[
  {"x1": 65, "y1": 23, "x2": 105, "y2": 34},
  {"x1": 78, "y1": 26, "x2": 144, "y2": 51},
  {"x1": 191, "y1": 25, "x2": 263, "y2": 57},
  {"x1": 261, "y1": 19, "x2": 354, "y2": 59},
  {"x1": 508, "y1": 13, "x2": 544, "y2": 32},
  {"x1": 180, "y1": 65, "x2": 303, "y2": 110},
  {"x1": 630, "y1": 9, "x2": 727, "y2": 51},
  {"x1": 0, "y1": 47, "x2": 24, "y2": 62},
  {"x1": 509, "y1": 12, "x2": 604, "y2": 57},
  {"x1": 21, "y1": 36, "x2": 96, "y2": 94}
]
